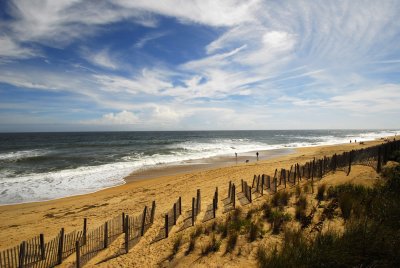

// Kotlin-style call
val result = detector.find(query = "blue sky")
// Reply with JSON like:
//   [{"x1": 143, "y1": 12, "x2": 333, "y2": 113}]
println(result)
[{"x1": 0, "y1": 0, "x2": 400, "y2": 132}]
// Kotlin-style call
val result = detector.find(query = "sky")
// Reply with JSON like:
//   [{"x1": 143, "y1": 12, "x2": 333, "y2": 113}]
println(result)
[{"x1": 0, "y1": 0, "x2": 400, "y2": 132}]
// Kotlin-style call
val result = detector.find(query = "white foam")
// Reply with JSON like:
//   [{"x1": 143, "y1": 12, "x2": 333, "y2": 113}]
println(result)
[
  {"x1": 0, "y1": 149, "x2": 49, "y2": 161},
  {"x1": 0, "y1": 162, "x2": 131, "y2": 205}
]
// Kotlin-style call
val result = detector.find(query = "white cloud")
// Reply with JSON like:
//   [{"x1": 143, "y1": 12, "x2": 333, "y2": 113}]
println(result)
[
  {"x1": 6, "y1": 0, "x2": 157, "y2": 47},
  {"x1": 0, "y1": 35, "x2": 37, "y2": 60},
  {"x1": 86, "y1": 110, "x2": 139, "y2": 125},
  {"x1": 135, "y1": 31, "x2": 170, "y2": 48},
  {"x1": 83, "y1": 48, "x2": 118, "y2": 70},
  {"x1": 262, "y1": 31, "x2": 296, "y2": 51},
  {"x1": 93, "y1": 68, "x2": 173, "y2": 95},
  {"x1": 284, "y1": 84, "x2": 400, "y2": 113},
  {"x1": 113, "y1": 0, "x2": 260, "y2": 27}
]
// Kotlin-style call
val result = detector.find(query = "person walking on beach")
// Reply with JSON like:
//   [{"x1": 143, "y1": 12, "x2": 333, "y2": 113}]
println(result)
[
  {"x1": 256, "y1": 152, "x2": 259, "y2": 161},
  {"x1": 235, "y1": 152, "x2": 238, "y2": 164}
]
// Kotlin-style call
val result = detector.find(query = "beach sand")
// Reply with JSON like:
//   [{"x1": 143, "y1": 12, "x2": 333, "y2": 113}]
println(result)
[{"x1": 0, "y1": 137, "x2": 392, "y2": 267}]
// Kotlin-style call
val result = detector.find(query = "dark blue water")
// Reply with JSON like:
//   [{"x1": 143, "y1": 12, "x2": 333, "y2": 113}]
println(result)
[{"x1": 0, "y1": 129, "x2": 398, "y2": 205}]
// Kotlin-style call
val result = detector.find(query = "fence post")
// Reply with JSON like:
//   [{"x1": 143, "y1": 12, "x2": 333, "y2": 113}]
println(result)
[
  {"x1": 284, "y1": 170, "x2": 286, "y2": 188},
  {"x1": 141, "y1": 206, "x2": 148, "y2": 236},
  {"x1": 261, "y1": 176, "x2": 264, "y2": 195},
  {"x1": 252, "y1": 175, "x2": 256, "y2": 188},
  {"x1": 179, "y1": 197, "x2": 182, "y2": 215},
  {"x1": 249, "y1": 187, "x2": 252, "y2": 203},
  {"x1": 151, "y1": 201, "x2": 156, "y2": 223},
  {"x1": 196, "y1": 189, "x2": 201, "y2": 213},
  {"x1": 165, "y1": 214, "x2": 169, "y2": 238},
  {"x1": 192, "y1": 198, "x2": 195, "y2": 226},
  {"x1": 274, "y1": 177, "x2": 277, "y2": 193},
  {"x1": 57, "y1": 228, "x2": 64, "y2": 264},
  {"x1": 241, "y1": 179, "x2": 244, "y2": 192},
  {"x1": 19, "y1": 241, "x2": 26, "y2": 268},
  {"x1": 293, "y1": 165, "x2": 297, "y2": 184},
  {"x1": 104, "y1": 222, "x2": 109, "y2": 248},
  {"x1": 213, "y1": 197, "x2": 216, "y2": 218},
  {"x1": 347, "y1": 151, "x2": 352, "y2": 176},
  {"x1": 173, "y1": 203, "x2": 177, "y2": 225},
  {"x1": 39, "y1": 233, "x2": 45, "y2": 260},
  {"x1": 232, "y1": 184, "x2": 236, "y2": 208},
  {"x1": 228, "y1": 181, "x2": 232, "y2": 198},
  {"x1": 125, "y1": 215, "x2": 129, "y2": 253},
  {"x1": 82, "y1": 218, "x2": 87, "y2": 245},
  {"x1": 75, "y1": 240, "x2": 80, "y2": 268}
]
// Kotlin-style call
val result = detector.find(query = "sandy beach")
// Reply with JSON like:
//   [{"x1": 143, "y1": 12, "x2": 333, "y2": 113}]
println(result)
[{"x1": 0, "y1": 137, "x2": 392, "y2": 267}]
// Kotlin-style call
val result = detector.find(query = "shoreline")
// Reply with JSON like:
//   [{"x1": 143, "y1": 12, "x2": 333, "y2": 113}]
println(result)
[
  {"x1": 124, "y1": 148, "x2": 294, "y2": 182},
  {"x1": 0, "y1": 136, "x2": 393, "y2": 249},
  {"x1": 0, "y1": 136, "x2": 393, "y2": 207},
  {"x1": 1, "y1": 131, "x2": 397, "y2": 206}
]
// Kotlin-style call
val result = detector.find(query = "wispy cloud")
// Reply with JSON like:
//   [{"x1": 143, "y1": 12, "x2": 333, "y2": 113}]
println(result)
[
  {"x1": 82, "y1": 48, "x2": 119, "y2": 70},
  {"x1": 135, "y1": 31, "x2": 170, "y2": 48},
  {"x1": 0, "y1": 35, "x2": 38, "y2": 60}
]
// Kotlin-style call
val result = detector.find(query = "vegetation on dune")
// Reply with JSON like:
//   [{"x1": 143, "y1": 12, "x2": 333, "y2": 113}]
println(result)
[
  {"x1": 257, "y1": 164, "x2": 400, "y2": 268},
  {"x1": 271, "y1": 190, "x2": 291, "y2": 208},
  {"x1": 316, "y1": 184, "x2": 326, "y2": 202}
]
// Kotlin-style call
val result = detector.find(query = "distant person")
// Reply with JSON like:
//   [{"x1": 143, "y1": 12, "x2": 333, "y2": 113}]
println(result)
[
  {"x1": 235, "y1": 152, "x2": 238, "y2": 163},
  {"x1": 355, "y1": 139, "x2": 357, "y2": 143},
  {"x1": 350, "y1": 140, "x2": 352, "y2": 143},
  {"x1": 256, "y1": 152, "x2": 259, "y2": 161}
]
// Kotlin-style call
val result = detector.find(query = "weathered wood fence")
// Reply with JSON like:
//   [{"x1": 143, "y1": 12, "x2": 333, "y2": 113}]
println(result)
[
  {"x1": 75, "y1": 202, "x2": 155, "y2": 267},
  {"x1": 223, "y1": 182, "x2": 236, "y2": 213},
  {"x1": 153, "y1": 197, "x2": 181, "y2": 241},
  {"x1": 202, "y1": 188, "x2": 218, "y2": 222}
]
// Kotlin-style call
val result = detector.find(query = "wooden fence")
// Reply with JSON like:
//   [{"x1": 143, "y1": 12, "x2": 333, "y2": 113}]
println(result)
[
  {"x1": 75, "y1": 202, "x2": 155, "y2": 267},
  {"x1": 202, "y1": 188, "x2": 218, "y2": 222},
  {"x1": 153, "y1": 197, "x2": 181, "y2": 242},
  {"x1": 223, "y1": 182, "x2": 236, "y2": 213}
]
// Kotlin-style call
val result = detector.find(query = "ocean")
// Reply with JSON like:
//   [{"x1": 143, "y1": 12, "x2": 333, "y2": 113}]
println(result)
[{"x1": 0, "y1": 129, "x2": 398, "y2": 205}]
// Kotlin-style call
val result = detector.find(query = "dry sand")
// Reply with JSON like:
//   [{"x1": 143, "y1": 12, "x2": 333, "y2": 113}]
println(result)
[{"x1": 0, "y1": 137, "x2": 391, "y2": 267}]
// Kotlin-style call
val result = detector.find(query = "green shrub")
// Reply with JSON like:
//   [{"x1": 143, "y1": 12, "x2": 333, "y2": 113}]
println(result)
[
  {"x1": 295, "y1": 195, "x2": 308, "y2": 223},
  {"x1": 297, "y1": 195, "x2": 308, "y2": 210},
  {"x1": 295, "y1": 206, "x2": 306, "y2": 222},
  {"x1": 262, "y1": 202, "x2": 272, "y2": 219},
  {"x1": 226, "y1": 232, "x2": 238, "y2": 253},
  {"x1": 268, "y1": 210, "x2": 291, "y2": 234},
  {"x1": 248, "y1": 222, "x2": 260, "y2": 242},
  {"x1": 272, "y1": 191, "x2": 290, "y2": 208},
  {"x1": 316, "y1": 184, "x2": 326, "y2": 201},
  {"x1": 339, "y1": 193, "x2": 353, "y2": 220},
  {"x1": 326, "y1": 186, "x2": 337, "y2": 199}
]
